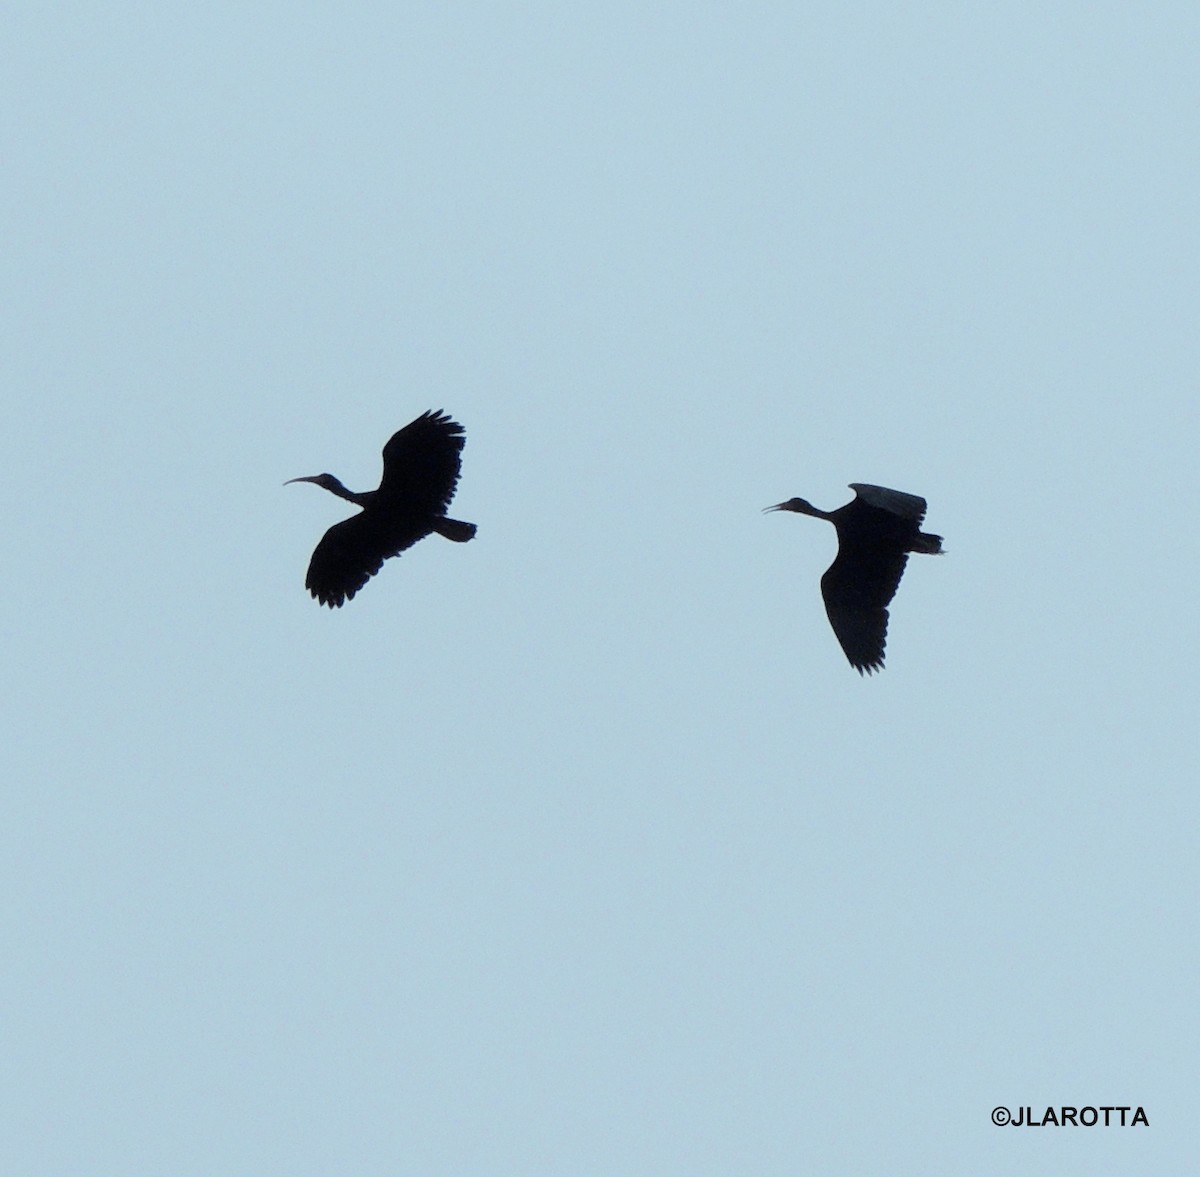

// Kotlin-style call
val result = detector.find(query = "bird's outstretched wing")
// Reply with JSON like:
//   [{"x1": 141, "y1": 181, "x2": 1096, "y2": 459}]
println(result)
[
  {"x1": 848, "y1": 483, "x2": 928, "y2": 525},
  {"x1": 304, "y1": 512, "x2": 433, "y2": 608},
  {"x1": 376, "y1": 410, "x2": 467, "y2": 515},
  {"x1": 819, "y1": 541, "x2": 911, "y2": 674}
]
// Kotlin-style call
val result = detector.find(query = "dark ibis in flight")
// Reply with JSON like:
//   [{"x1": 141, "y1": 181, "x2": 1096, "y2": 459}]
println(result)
[
  {"x1": 287, "y1": 410, "x2": 476, "y2": 607},
  {"x1": 764, "y1": 483, "x2": 942, "y2": 673}
]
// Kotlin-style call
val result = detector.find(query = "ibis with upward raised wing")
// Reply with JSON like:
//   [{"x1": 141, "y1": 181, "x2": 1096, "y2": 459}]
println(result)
[
  {"x1": 287, "y1": 410, "x2": 476, "y2": 608},
  {"x1": 764, "y1": 483, "x2": 942, "y2": 673}
]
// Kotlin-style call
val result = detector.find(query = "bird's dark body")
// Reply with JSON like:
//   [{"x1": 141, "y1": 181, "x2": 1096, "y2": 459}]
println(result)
[
  {"x1": 766, "y1": 483, "x2": 942, "y2": 674},
  {"x1": 288, "y1": 410, "x2": 475, "y2": 608}
]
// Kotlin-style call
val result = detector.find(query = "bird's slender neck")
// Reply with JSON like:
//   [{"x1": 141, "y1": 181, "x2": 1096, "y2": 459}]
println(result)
[
  {"x1": 323, "y1": 478, "x2": 374, "y2": 506},
  {"x1": 287, "y1": 473, "x2": 375, "y2": 506}
]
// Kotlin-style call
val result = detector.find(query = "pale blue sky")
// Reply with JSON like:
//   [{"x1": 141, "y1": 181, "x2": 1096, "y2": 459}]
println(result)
[{"x1": 4, "y1": 3, "x2": 1197, "y2": 1173}]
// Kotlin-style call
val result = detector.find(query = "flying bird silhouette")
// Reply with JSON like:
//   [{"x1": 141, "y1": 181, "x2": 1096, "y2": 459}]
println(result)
[
  {"x1": 287, "y1": 410, "x2": 475, "y2": 607},
  {"x1": 764, "y1": 483, "x2": 942, "y2": 673}
]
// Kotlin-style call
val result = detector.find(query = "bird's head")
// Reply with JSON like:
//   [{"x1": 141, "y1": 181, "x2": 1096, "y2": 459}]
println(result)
[
  {"x1": 285, "y1": 473, "x2": 340, "y2": 491},
  {"x1": 285, "y1": 472, "x2": 373, "y2": 506},
  {"x1": 763, "y1": 497, "x2": 817, "y2": 516}
]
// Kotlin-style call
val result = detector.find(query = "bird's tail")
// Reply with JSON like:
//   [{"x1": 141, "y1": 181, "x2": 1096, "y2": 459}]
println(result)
[
  {"x1": 912, "y1": 530, "x2": 944, "y2": 555},
  {"x1": 433, "y1": 517, "x2": 477, "y2": 542}
]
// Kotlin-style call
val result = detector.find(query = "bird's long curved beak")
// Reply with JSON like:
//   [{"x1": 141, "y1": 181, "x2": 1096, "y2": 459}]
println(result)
[
  {"x1": 762, "y1": 502, "x2": 787, "y2": 513},
  {"x1": 284, "y1": 475, "x2": 321, "y2": 487}
]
